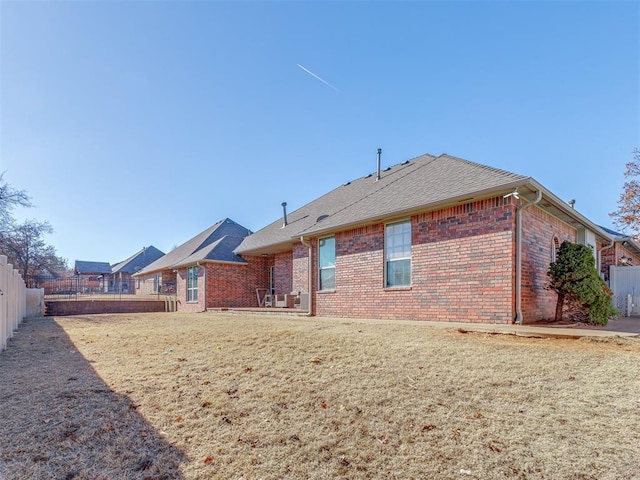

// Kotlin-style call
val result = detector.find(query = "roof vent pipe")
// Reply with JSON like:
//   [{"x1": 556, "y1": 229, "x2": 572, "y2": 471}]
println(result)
[
  {"x1": 376, "y1": 148, "x2": 382, "y2": 181},
  {"x1": 281, "y1": 202, "x2": 288, "y2": 228}
]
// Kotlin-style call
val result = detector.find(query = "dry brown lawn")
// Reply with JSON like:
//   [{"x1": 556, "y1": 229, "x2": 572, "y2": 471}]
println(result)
[{"x1": 1, "y1": 312, "x2": 639, "y2": 480}]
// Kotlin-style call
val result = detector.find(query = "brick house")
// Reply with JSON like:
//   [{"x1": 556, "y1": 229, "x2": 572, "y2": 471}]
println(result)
[
  {"x1": 74, "y1": 260, "x2": 113, "y2": 293},
  {"x1": 133, "y1": 218, "x2": 266, "y2": 312},
  {"x1": 109, "y1": 246, "x2": 164, "y2": 293},
  {"x1": 598, "y1": 226, "x2": 640, "y2": 280},
  {"x1": 235, "y1": 153, "x2": 614, "y2": 324},
  {"x1": 597, "y1": 226, "x2": 640, "y2": 313}
]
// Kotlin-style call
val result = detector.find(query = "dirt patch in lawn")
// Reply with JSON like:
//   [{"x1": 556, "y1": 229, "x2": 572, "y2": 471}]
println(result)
[{"x1": 1, "y1": 313, "x2": 639, "y2": 480}]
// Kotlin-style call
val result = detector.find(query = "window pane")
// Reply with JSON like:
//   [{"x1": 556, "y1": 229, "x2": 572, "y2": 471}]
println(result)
[
  {"x1": 319, "y1": 236, "x2": 336, "y2": 291},
  {"x1": 386, "y1": 259, "x2": 410, "y2": 286},
  {"x1": 187, "y1": 267, "x2": 198, "y2": 302},
  {"x1": 319, "y1": 237, "x2": 335, "y2": 268},
  {"x1": 385, "y1": 220, "x2": 411, "y2": 286},
  {"x1": 385, "y1": 221, "x2": 411, "y2": 260},
  {"x1": 320, "y1": 267, "x2": 335, "y2": 290}
]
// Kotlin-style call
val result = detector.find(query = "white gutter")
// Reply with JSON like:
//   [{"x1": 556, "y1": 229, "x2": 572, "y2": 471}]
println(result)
[
  {"x1": 597, "y1": 240, "x2": 615, "y2": 278},
  {"x1": 515, "y1": 190, "x2": 542, "y2": 325},
  {"x1": 299, "y1": 236, "x2": 313, "y2": 317}
]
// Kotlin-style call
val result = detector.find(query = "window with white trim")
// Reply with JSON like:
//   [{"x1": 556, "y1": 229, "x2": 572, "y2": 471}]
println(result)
[
  {"x1": 187, "y1": 266, "x2": 198, "y2": 302},
  {"x1": 385, "y1": 220, "x2": 411, "y2": 287},
  {"x1": 318, "y1": 236, "x2": 336, "y2": 290},
  {"x1": 153, "y1": 273, "x2": 161, "y2": 293}
]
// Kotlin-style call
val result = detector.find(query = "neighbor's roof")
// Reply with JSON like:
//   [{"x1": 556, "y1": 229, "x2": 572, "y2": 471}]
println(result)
[
  {"x1": 599, "y1": 226, "x2": 640, "y2": 257},
  {"x1": 134, "y1": 218, "x2": 251, "y2": 275},
  {"x1": 600, "y1": 226, "x2": 627, "y2": 238},
  {"x1": 236, "y1": 153, "x2": 612, "y2": 255},
  {"x1": 74, "y1": 260, "x2": 112, "y2": 275},
  {"x1": 111, "y1": 246, "x2": 165, "y2": 275}
]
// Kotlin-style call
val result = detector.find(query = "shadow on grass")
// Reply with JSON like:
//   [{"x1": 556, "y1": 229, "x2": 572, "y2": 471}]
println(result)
[{"x1": 0, "y1": 317, "x2": 185, "y2": 479}]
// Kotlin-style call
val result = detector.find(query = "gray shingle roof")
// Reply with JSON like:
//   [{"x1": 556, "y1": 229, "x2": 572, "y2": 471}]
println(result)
[
  {"x1": 235, "y1": 153, "x2": 528, "y2": 255},
  {"x1": 74, "y1": 260, "x2": 112, "y2": 275},
  {"x1": 599, "y1": 226, "x2": 624, "y2": 238},
  {"x1": 134, "y1": 218, "x2": 251, "y2": 275},
  {"x1": 111, "y1": 246, "x2": 165, "y2": 275},
  {"x1": 598, "y1": 225, "x2": 640, "y2": 257},
  {"x1": 173, "y1": 235, "x2": 247, "y2": 267}
]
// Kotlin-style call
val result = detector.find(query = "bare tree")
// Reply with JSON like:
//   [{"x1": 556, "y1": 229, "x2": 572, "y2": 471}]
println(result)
[
  {"x1": 0, "y1": 219, "x2": 67, "y2": 277},
  {"x1": 610, "y1": 148, "x2": 640, "y2": 234},
  {"x1": 0, "y1": 172, "x2": 32, "y2": 230}
]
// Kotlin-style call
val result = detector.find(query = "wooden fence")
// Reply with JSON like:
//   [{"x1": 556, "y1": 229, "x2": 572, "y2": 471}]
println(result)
[{"x1": 1, "y1": 255, "x2": 43, "y2": 352}]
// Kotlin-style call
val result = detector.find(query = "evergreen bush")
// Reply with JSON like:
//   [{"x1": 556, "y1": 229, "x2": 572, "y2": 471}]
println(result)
[{"x1": 547, "y1": 241, "x2": 618, "y2": 325}]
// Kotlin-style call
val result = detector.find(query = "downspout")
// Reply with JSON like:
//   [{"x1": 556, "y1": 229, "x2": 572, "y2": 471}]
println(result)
[
  {"x1": 514, "y1": 190, "x2": 542, "y2": 325},
  {"x1": 597, "y1": 240, "x2": 615, "y2": 280},
  {"x1": 299, "y1": 236, "x2": 313, "y2": 317}
]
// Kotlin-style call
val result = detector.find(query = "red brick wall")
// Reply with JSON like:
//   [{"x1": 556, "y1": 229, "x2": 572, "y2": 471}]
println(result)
[
  {"x1": 600, "y1": 244, "x2": 640, "y2": 282},
  {"x1": 46, "y1": 300, "x2": 166, "y2": 316},
  {"x1": 168, "y1": 258, "x2": 270, "y2": 312},
  {"x1": 520, "y1": 205, "x2": 576, "y2": 322},
  {"x1": 204, "y1": 258, "x2": 270, "y2": 308},
  {"x1": 292, "y1": 243, "x2": 310, "y2": 294},
  {"x1": 135, "y1": 273, "x2": 160, "y2": 297},
  {"x1": 135, "y1": 270, "x2": 178, "y2": 296},
  {"x1": 274, "y1": 251, "x2": 293, "y2": 295},
  {"x1": 238, "y1": 197, "x2": 593, "y2": 324},
  {"x1": 316, "y1": 198, "x2": 518, "y2": 323},
  {"x1": 176, "y1": 267, "x2": 206, "y2": 313}
]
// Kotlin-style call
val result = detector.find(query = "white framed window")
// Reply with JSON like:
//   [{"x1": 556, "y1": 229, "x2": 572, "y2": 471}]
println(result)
[
  {"x1": 318, "y1": 236, "x2": 336, "y2": 290},
  {"x1": 153, "y1": 273, "x2": 161, "y2": 293},
  {"x1": 187, "y1": 266, "x2": 198, "y2": 302},
  {"x1": 385, "y1": 220, "x2": 411, "y2": 287}
]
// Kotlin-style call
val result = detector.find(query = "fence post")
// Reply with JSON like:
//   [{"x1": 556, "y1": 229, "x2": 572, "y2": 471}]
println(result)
[
  {"x1": 0, "y1": 254, "x2": 29, "y2": 352},
  {"x1": 1, "y1": 255, "x2": 6, "y2": 351},
  {"x1": 7, "y1": 259, "x2": 14, "y2": 339}
]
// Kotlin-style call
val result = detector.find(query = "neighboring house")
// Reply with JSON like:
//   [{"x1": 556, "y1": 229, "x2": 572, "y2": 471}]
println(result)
[
  {"x1": 598, "y1": 226, "x2": 640, "y2": 278},
  {"x1": 109, "y1": 246, "x2": 165, "y2": 293},
  {"x1": 74, "y1": 260, "x2": 113, "y2": 293},
  {"x1": 598, "y1": 226, "x2": 640, "y2": 315},
  {"x1": 133, "y1": 218, "x2": 262, "y2": 312},
  {"x1": 74, "y1": 248, "x2": 165, "y2": 294},
  {"x1": 235, "y1": 153, "x2": 614, "y2": 324}
]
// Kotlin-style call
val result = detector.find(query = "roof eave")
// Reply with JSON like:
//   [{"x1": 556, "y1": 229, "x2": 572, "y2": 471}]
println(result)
[
  {"x1": 235, "y1": 177, "x2": 613, "y2": 253},
  {"x1": 525, "y1": 179, "x2": 612, "y2": 244},
  {"x1": 134, "y1": 258, "x2": 248, "y2": 274},
  {"x1": 297, "y1": 178, "x2": 613, "y2": 245},
  {"x1": 298, "y1": 178, "x2": 534, "y2": 239},
  {"x1": 235, "y1": 239, "x2": 298, "y2": 256},
  {"x1": 617, "y1": 238, "x2": 640, "y2": 257}
]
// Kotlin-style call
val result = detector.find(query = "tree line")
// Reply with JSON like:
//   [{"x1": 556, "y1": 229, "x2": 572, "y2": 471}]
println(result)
[{"x1": 0, "y1": 173, "x2": 67, "y2": 279}]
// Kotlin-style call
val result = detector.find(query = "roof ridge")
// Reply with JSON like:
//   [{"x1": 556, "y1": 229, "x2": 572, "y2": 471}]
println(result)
[{"x1": 112, "y1": 246, "x2": 147, "y2": 269}]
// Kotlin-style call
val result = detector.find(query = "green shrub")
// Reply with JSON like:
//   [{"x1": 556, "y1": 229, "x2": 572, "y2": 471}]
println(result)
[{"x1": 548, "y1": 241, "x2": 618, "y2": 325}]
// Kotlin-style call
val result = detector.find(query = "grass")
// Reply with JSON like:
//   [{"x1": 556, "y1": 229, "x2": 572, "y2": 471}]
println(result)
[{"x1": 1, "y1": 312, "x2": 639, "y2": 479}]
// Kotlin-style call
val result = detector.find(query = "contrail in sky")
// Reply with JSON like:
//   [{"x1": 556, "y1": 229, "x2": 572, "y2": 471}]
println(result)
[{"x1": 297, "y1": 64, "x2": 340, "y2": 92}]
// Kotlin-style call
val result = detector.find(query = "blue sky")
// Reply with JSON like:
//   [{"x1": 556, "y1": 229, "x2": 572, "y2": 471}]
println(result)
[{"x1": 1, "y1": 1, "x2": 638, "y2": 266}]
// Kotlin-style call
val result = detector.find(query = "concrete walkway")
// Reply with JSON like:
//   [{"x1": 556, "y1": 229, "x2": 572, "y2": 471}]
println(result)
[
  {"x1": 434, "y1": 317, "x2": 640, "y2": 339},
  {"x1": 220, "y1": 308, "x2": 640, "y2": 339}
]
